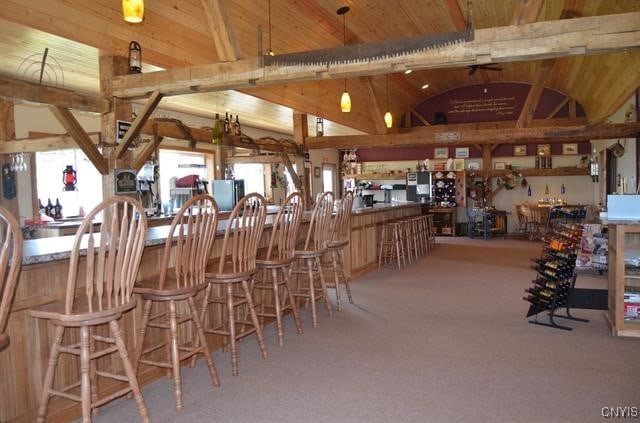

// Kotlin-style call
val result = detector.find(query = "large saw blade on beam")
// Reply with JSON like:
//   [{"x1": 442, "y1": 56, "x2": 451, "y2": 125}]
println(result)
[{"x1": 262, "y1": 27, "x2": 473, "y2": 67}]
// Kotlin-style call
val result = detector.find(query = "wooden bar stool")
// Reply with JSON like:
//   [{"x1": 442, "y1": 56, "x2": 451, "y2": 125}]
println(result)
[
  {"x1": 400, "y1": 218, "x2": 417, "y2": 263},
  {"x1": 29, "y1": 197, "x2": 149, "y2": 423},
  {"x1": 324, "y1": 192, "x2": 354, "y2": 311},
  {"x1": 199, "y1": 193, "x2": 268, "y2": 376},
  {"x1": 254, "y1": 192, "x2": 304, "y2": 346},
  {"x1": 377, "y1": 220, "x2": 405, "y2": 269},
  {"x1": 425, "y1": 214, "x2": 436, "y2": 251},
  {"x1": 0, "y1": 206, "x2": 22, "y2": 353},
  {"x1": 132, "y1": 195, "x2": 220, "y2": 411},
  {"x1": 291, "y1": 191, "x2": 334, "y2": 327}
]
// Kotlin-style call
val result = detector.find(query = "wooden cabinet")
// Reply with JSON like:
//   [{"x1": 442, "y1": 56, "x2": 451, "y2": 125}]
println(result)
[
  {"x1": 429, "y1": 207, "x2": 456, "y2": 236},
  {"x1": 606, "y1": 223, "x2": 640, "y2": 337}
]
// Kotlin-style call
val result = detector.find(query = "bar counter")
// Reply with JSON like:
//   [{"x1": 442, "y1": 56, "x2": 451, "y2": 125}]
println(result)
[{"x1": 1, "y1": 202, "x2": 421, "y2": 422}]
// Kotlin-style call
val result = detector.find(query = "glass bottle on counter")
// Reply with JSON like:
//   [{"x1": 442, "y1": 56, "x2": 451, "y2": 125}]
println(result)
[
  {"x1": 234, "y1": 115, "x2": 242, "y2": 136},
  {"x1": 45, "y1": 198, "x2": 54, "y2": 217},
  {"x1": 54, "y1": 198, "x2": 62, "y2": 219}
]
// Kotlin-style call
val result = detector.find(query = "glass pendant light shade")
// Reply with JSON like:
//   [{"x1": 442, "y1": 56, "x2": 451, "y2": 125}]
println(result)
[
  {"x1": 122, "y1": 0, "x2": 144, "y2": 23},
  {"x1": 341, "y1": 90, "x2": 351, "y2": 113},
  {"x1": 384, "y1": 111, "x2": 393, "y2": 128}
]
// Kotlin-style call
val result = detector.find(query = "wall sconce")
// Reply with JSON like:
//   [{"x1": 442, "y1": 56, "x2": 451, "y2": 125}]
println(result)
[
  {"x1": 316, "y1": 117, "x2": 324, "y2": 137},
  {"x1": 122, "y1": 0, "x2": 144, "y2": 23},
  {"x1": 128, "y1": 41, "x2": 142, "y2": 73}
]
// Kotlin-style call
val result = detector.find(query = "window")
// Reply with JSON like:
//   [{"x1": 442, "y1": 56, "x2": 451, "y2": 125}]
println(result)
[
  {"x1": 159, "y1": 150, "x2": 210, "y2": 208},
  {"x1": 322, "y1": 164, "x2": 336, "y2": 194},
  {"x1": 36, "y1": 149, "x2": 103, "y2": 217},
  {"x1": 233, "y1": 163, "x2": 265, "y2": 196}
]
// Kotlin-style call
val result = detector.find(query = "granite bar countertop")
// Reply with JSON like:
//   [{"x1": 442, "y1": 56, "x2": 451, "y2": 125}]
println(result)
[{"x1": 351, "y1": 202, "x2": 421, "y2": 215}]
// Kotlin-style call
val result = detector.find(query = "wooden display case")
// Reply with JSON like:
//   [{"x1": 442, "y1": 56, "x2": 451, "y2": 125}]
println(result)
[
  {"x1": 429, "y1": 207, "x2": 456, "y2": 236},
  {"x1": 606, "y1": 223, "x2": 640, "y2": 337}
]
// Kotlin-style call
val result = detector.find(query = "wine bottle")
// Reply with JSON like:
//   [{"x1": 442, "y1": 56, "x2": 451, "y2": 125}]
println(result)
[
  {"x1": 234, "y1": 115, "x2": 241, "y2": 136},
  {"x1": 224, "y1": 112, "x2": 230, "y2": 133},
  {"x1": 54, "y1": 198, "x2": 63, "y2": 220},
  {"x1": 45, "y1": 198, "x2": 53, "y2": 217},
  {"x1": 38, "y1": 198, "x2": 45, "y2": 215}
]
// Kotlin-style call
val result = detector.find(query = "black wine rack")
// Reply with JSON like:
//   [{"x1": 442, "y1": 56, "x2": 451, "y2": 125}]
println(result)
[{"x1": 523, "y1": 223, "x2": 589, "y2": 330}]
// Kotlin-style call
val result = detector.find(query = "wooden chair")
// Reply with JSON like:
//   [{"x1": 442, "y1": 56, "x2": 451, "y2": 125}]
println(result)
[
  {"x1": 324, "y1": 192, "x2": 354, "y2": 311},
  {"x1": 254, "y1": 192, "x2": 305, "y2": 346},
  {"x1": 514, "y1": 203, "x2": 530, "y2": 236},
  {"x1": 198, "y1": 193, "x2": 268, "y2": 376},
  {"x1": 0, "y1": 206, "x2": 22, "y2": 352},
  {"x1": 528, "y1": 205, "x2": 550, "y2": 241},
  {"x1": 291, "y1": 191, "x2": 334, "y2": 327},
  {"x1": 132, "y1": 195, "x2": 220, "y2": 410},
  {"x1": 29, "y1": 196, "x2": 149, "y2": 423}
]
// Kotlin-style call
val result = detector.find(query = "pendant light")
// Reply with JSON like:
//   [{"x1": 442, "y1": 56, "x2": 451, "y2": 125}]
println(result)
[
  {"x1": 338, "y1": 6, "x2": 351, "y2": 113},
  {"x1": 122, "y1": 0, "x2": 144, "y2": 23},
  {"x1": 266, "y1": 0, "x2": 274, "y2": 56},
  {"x1": 384, "y1": 74, "x2": 392, "y2": 128}
]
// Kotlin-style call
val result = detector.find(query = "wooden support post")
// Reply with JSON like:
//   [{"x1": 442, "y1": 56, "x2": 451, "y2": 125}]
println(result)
[
  {"x1": 279, "y1": 153, "x2": 301, "y2": 190},
  {"x1": 115, "y1": 90, "x2": 163, "y2": 158},
  {"x1": 133, "y1": 135, "x2": 163, "y2": 172},
  {"x1": 0, "y1": 100, "x2": 19, "y2": 218},
  {"x1": 293, "y1": 111, "x2": 311, "y2": 209}
]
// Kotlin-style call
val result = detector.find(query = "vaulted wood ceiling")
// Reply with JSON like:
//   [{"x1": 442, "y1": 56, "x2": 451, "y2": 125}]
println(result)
[{"x1": 0, "y1": 0, "x2": 639, "y2": 137}]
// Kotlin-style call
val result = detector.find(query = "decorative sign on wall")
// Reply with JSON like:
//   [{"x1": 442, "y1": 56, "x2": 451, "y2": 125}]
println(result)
[
  {"x1": 435, "y1": 131, "x2": 461, "y2": 141},
  {"x1": 116, "y1": 120, "x2": 132, "y2": 144},
  {"x1": 114, "y1": 169, "x2": 138, "y2": 194}
]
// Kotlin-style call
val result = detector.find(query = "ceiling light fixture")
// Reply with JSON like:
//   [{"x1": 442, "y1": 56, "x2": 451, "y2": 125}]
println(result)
[
  {"x1": 266, "y1": 0, "x2": 274, "y2": 56},
  {"x1": 404, "y1": 69, "x2": 413, "y2": 74},
  {"x1": 338, "y1": 6, "x2": 351, "y2": 113},
  {"x1": 122, "y1": 0, "x2": 144, "y2": 23},
  {"x1": 384, "y1": 74, "x2": 392, "y2": 129},
  {"x1": 421, "y1": 83, "x2": 430, "y2": 89}
]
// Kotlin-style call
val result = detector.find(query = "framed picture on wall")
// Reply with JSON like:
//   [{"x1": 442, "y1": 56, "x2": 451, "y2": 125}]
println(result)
[
  {"x1": 513, "y1": 145, "x2": 527, "y2": 156},
  {"x1": 454, "y1": 159, "x2": 465, "y2": 171},
  {"x1": 466, "y1": 159, "x2": 481, "y2": 171},
  {"x1": 434, "y1": 147, "x2": 449, "y2": 159},
  {"x1": 562, "y1": 143, "x2": 578, "y2": 155},
  {"x1": 537, "y1": 144, "x2": 551, "y2": 156},
  {"x1": 494, "y1": 162, "x2": 506, "y2": 170},
  {"x1": 314, "y1": 166, "x2": 321, "y2": 178},
  {"x1": 455, "y1": 147, "x2": 469, "y2": 158}
]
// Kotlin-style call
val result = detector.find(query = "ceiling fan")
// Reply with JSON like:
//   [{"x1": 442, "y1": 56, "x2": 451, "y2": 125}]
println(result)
[{"x1": 467, "y1": 64, "x2": 502, "y2": 75}]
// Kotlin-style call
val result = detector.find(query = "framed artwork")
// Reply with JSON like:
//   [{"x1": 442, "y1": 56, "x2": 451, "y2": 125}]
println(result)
[
  {"x1": 455, "y1": 147, "x2": 469, "y2": 158},
  {"x1": 313, "y1": 166, "x2": 321, "y2": 178},
  {"x1": 494, "y1": 162, "x2": 506, "y2": 170},
  {"x1": 454, "y1": 159, "x2": 465, "y2": 171},
  {"x1": 537, "y1": 144, "x2": 551, "y2": 156},
  {"x1": 562, "y1": 143, "x2": 578, "y2": 155},
  {"x1": 434, "y1": 147, "x2": 449, "y2": 159},
  {"x1": 513, "y1": 145, "x2": 527, "y2": 156},
  {"x1": 466, "y1": 159, "x2": 481, "y2": 171}
]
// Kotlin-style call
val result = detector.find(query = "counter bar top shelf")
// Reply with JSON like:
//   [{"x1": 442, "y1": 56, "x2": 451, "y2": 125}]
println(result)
[{"x1": 606, "y1": 222, "x2": 640, "y2": 337}]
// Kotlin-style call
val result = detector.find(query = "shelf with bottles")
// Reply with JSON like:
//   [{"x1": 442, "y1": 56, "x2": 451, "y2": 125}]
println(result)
[
  {"x1": 486, "y1": 167, "x2": 589, "y2": 178},
  {"x1": 428, "y1": 207, "x2": 456, "y2": 236},
  {"x1": 344, "y1": 172, "x2": 407, "y2": 181},
  {"x1": 524, "y1": 223, "x2": 588, "y2": 330},
  {"x1": 607, "y1": 224, "x2": 640, "y2": 336}
]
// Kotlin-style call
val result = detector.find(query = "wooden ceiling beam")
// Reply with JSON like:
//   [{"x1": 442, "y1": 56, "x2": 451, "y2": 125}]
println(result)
[
  {"x1": 0, "y1": 133, "x2": 101, "y2": 153},
  {"x1": 545, "y1": 96, "x2": 569, "y2": 119},
  {"x1": 361, "y1": 76, "x2": 387, "y2": 135},
  {"x1": 132, "y1": 135, "x2": 163, "y2": 172},
  {"x1": 0, "y1": 76, "x2": 110, "y2": 114},
  {"x1": 410, "y1": 109, "x2": 430, "y2": 127},
  {"x1": 49, "y1": 106, "x2": 108, "y2": 174},
  {"x1": 200, "y1": 0, "x2": 244, "y2": 61},
  {"x1": 115, "y1": 90, "x2": 163, "y2": 158},
  {"x1": 111, "y1": 12, "x2": 640, "y2": 99},
  {"x1": 516, "y1": 59, "x2": 555, "y2": 128},
  {"x1": 305, "y1": 122, "x2": 640, "y2": 149},
  {"x1": 279, "y1": 152, "x2": 301, "y2": 190}
]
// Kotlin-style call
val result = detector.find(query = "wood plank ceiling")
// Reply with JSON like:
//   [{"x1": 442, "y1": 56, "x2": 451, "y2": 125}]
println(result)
[{"x1": 0, "y1": 0, "x2": 638, "y2": 137}]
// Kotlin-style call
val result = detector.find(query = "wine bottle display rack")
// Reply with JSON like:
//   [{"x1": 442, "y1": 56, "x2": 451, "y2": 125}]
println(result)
[{"x1": 523, "y1": 223, "x2": 589, "y2": 330}]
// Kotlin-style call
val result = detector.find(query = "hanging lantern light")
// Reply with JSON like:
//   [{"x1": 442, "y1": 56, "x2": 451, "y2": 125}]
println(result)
[
  {"x1": 63, "y1": 165, "x2": 77, "y2": 191},
  {"x1": 338, "y1": 6, "x2": 351, "y2": 113},
  {"x1": 340, "y1": 87, "x2": 351, "y2": 113},
  {"x1": 128, "y1": 41, "x2": 142, "y2": 73},
  {"x1": 122, "y1": 0, "x2": 144, "y2": 23},
  {"x1": 384, "y1": 111, "x2": 393, "y2": 128}
]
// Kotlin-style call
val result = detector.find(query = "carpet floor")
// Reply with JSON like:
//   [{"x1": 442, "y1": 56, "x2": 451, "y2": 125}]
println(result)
[{"x1": 90, "y1": 237, "x2": 640, "y2": 423}]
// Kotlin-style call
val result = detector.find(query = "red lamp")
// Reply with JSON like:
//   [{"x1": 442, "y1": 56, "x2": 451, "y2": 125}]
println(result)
[{"x1": 63, "y1": 165, "x2": 77, "y2": 191}]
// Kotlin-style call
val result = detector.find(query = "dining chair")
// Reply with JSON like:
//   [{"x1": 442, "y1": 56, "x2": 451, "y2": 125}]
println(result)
[{"x1": 29, "y1": 196, "x2": 149, "y2": 423}]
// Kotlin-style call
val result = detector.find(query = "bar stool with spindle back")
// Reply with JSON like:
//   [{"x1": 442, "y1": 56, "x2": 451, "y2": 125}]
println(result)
[
  {"x1": 198, "y1": 193, "x2": 268, "y2": 376},
  {"x1": 29, "y1": 196, "x2": 149, "y2": 423},
  {"x1": 132, "y1": 195, "x2": 220, "y2": 411},
  {"x1": 253, "y1": 192, "x2": 304, "y2": 346},
  {"x1": 324, "y1": 191, "x2": 354, "y2": 311},
  {"x1": 0, "y1": 206, "x2": 22, "y2": 353},
  {"x1": 378, "y1": 220, "x2": 405, "y2": 269},
  {"x1": 291, "y1": 191, "x2": 334, "y2": 327}
]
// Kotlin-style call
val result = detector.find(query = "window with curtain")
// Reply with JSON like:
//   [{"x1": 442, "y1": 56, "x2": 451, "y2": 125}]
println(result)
[{"x1": 36, "y1": 149, "x2": 103, "y2": 218}]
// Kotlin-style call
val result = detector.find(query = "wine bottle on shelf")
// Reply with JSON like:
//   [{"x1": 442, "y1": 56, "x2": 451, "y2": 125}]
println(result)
[
  {"x1": 54, "y1": 198, "x2": 63, "y2": 220},
  {"x1": 234, "y1": 115, "x2": 241, "y2": 136},
  {"x1": 45, "y1": 198, "x2": 53, "y2": 217},
  {"x1": 224, "y1": 112, "x2": 230, "y2": 133}
]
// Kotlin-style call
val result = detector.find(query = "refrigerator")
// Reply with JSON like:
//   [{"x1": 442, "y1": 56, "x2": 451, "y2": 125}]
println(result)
[
  {"x1": 405, "y1": 172, "x2": 431, "y2": 203},
  {"x1": 212, "y1": 179, "x2": 245, "y2": 211}
]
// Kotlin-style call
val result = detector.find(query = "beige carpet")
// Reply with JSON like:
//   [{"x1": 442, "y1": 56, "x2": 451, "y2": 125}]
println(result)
[{"x1": 90, "y1": 237, "x2": 640, "y2": 423}]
